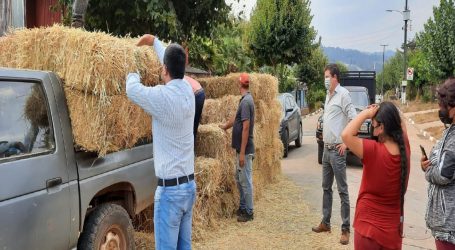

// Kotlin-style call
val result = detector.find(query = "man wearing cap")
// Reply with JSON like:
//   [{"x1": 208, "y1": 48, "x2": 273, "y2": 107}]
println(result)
[
  {"x1": 127, "y1": 37, "x2": 196, "y2": 249},
  {"x1": 220, "y1": 73, "x2": 255, "y2": 222}
]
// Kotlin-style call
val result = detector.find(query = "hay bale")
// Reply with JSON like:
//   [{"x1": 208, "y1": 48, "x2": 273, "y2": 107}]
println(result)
[
  {"x1": 200, "y1": 95, "x2": 240, "y2": 124},
  {"x1": 24, "y1": 85, "x2": 48, "y2": 128},
  {"x1": 195, "y1": 157, "x2": 223, "y2": 197},
  {"x1": 196, "y1": 124, "x2": 233, "y2": 161},
  {"x1": 198, "y1": 73, "x2": 279, "y2": 103},
  {"x1": 0, "y1": 25, "x2": 161, "y2": 96},
  {"x1": 65, "y1": 88, "x2": 151, "y2": 155}
]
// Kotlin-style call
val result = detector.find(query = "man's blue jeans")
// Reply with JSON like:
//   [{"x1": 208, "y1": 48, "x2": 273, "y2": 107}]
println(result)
[
  {"x1": 235, "y1": 153, "x2": 254, "y2": 215},
  {"x1": 154, "y1": 180, "x2": 196, "y2": 250}
]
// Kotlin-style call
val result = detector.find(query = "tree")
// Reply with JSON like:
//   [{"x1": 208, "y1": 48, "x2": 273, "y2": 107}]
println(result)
[
  {"x1": 84, "y1": 0, "x2": 230, "y2": 43},
  {"x1": 376, "y1": 51, "x2": 404, "y2": 95},
  {"x1": 335, "y1": 61, "x2": 349, "y2": 73},
  {"x1": 295, "y1": 46, "x2": 328, "y2": 108},
  {"x1": 416, "y1": 0, "x2": 455, "y2": 80},
  {"x1": 247, "y1": 0, "x2": 315, "y2": 90},
  {"x1": 187, "y1": 20, "x2": 254, "y2": 75}
]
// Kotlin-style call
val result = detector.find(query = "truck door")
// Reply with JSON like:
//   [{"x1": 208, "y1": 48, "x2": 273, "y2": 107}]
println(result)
[{"x1": 0, "y1": 79, "x2": 71, "y2": 249}]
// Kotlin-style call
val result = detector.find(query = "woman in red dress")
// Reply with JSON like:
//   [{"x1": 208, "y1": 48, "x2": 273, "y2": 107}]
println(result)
[{"x1": 342, "y1": 102, "x2": 410, "y2": 250}]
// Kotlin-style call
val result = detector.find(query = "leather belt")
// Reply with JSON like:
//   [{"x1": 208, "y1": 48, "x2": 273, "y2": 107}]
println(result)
[
  {"x1": 324, "y1": 143, "x2": 340, "y2": 150},
  {"x1": 157, "y1": 174, "x2": 194, "y2": 187}
]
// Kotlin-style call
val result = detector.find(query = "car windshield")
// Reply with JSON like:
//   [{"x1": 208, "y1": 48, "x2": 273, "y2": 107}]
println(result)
[{"x1": 349, "y1": 91, "x2": 369, "y2": 107}]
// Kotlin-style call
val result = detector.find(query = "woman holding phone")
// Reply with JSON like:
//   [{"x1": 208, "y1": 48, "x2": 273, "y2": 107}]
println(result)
[
  {"x1": 421, "y1": 77, "x2": 455, "y2": 250},
  {"x1": 342, "y1": 101, "x2": 410, "y2": 250}
]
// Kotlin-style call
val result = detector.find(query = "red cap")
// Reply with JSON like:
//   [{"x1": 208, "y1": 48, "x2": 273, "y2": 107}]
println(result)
[{"x1": 239, "y1": 73, "x2": 250, "y2": 85}]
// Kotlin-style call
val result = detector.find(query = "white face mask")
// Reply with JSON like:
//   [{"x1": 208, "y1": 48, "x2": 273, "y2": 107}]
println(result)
[{"x1": 324, "y1": 77, "x2": 331, "y2": 90}]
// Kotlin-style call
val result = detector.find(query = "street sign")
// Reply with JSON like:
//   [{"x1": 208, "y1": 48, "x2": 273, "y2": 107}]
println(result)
[
  {"x1": 407, "y1": 67, "x2": 414, "y2": 81},
  {"x1": 402, "y1": 80, "x2": 408, "y2": 87}
]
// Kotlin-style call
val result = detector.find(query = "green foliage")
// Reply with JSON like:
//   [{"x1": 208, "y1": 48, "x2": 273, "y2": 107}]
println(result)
[
  {"x1": 84, "y1": 0, "x2": 230, "y2": 43},
  {"x1": 247, "y1": 0, "x2": 315, "y2": 68},
  {"x1": 247, "y1": 0, "x2": 315, "y2": 91},
  {"x1": 335, "y1": 61, "x2": 349, "y2": 73},
  {"x1": 376, "y1": 50, "x2": 404, "y2": 93},
  {"x1": 416, "y1": 0, "x2": 455, "y2": 79},
  {"x1": 187, "y1": 21, "x2": 254, "y2": 75},
  {"x1": 295, "y1": 46, "x2": 328, "y2": 105}
]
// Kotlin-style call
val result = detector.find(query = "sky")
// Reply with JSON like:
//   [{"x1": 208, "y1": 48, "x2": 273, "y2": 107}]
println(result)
[{"x1": 225, "y1": 0, "x2": 440, "y2": 53}]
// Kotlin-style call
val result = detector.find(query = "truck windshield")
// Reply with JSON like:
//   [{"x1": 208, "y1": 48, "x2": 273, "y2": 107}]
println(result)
[{"x1": 349, "y1": 91, "x2": 369, "y2": 107}]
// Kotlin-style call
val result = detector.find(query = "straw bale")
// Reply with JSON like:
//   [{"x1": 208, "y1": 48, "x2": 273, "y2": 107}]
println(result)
[
  {"x1": 200, "y1": 95, "x2": 240, "y2": 125},
  {"x1": 195, "y1": 124, "x2": 233, "y2": 161},
  {"x1": 65, "y1": 88, "x2": 151, "y2": 155},
  {"x1": 194, "y1": 157, "x2": 223, "y2": 197},
  {"x1": 24, "y1": 85, "x2": 48, "y2": 127},
  {"x1": 0, "y1": 25, "x2": 161, "y2": 97},
  {"x1": 198, "y1": 73, "x2": 278, "y2": 103}
]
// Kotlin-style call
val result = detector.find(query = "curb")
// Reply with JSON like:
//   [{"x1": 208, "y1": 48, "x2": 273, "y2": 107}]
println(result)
[
  {"x1": 399, "y1": 109, "x2": 440, "y2": 144},
  {"x1": 302, "y1": 108, "x2": 323, "y2": 119}
]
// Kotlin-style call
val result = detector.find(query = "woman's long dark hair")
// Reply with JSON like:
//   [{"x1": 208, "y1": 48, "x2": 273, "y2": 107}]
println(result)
[{"x1": 373, "y1": 101, "x2": 408, "y2": 236}]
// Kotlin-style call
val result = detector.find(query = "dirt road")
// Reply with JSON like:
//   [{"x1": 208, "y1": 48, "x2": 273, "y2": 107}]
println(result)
[{"x1": 282, "y1": 113, "x2": 436, "y2": 250}]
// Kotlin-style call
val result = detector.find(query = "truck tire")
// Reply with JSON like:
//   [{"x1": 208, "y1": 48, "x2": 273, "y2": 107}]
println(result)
[
  {"x1": 78, "y1": 203, "x2": 135, "y2": 250},
  {"x1": 318, "y1": 143, "x2": 323, "y2": 165},
  {"x1": 295, "y1": 123, "x2": 302, "y2": 148}
]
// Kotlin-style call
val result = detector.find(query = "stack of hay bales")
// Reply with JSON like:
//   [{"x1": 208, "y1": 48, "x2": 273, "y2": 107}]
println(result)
[
  {"x1": 193, "y1": 73, "x2": 283, "y2": 238},
  {"x1": 0, "y1": 26, "x2": 283, "y2": 239},
  {"x1": 0, "y1": 25, "x2": 161, "y2": 155}
]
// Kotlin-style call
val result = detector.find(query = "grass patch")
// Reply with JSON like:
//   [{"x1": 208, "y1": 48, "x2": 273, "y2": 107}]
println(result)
[
  {"x1": 425, "y1": 126, "x2": 446, "y2": 140},
  {"x1": 411, "y1": 111, "x2": 439, "y2": 124},
  {"x1": 397, "y1": 101, "x2": 438, "y2": 113}
]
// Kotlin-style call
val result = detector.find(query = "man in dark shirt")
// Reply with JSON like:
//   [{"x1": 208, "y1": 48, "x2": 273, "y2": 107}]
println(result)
[{"x1": 220, "y1": 73, "x2": 255, "y2": 222}]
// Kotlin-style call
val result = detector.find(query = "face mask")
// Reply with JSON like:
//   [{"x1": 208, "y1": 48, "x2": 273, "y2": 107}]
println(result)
[
  {"x1": 324, "y1": 78, "x2": 331, "y2": 90},
  {"x1": 439, "y1": 107, "x2": 452, "y2": 125}
]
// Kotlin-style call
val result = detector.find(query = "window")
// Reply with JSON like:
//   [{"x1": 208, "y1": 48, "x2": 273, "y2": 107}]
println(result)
[
  {"x1": 0, "y1": 81, "x2": 54, "y2": 160},
  {"x1": 349, "y1": 91, "x2": 369, "y2": 107},
  {"x1": 286, "y1": 96, "x2": 295, "y2": 109}
]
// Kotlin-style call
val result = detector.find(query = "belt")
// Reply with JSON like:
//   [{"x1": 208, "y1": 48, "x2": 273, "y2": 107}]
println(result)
[
  {"x1": 324, "y1": 143, "x2": 340, "y2": 150},
  {"x1": 157, "y1": 174, "x2": 194, "y2": 187}
]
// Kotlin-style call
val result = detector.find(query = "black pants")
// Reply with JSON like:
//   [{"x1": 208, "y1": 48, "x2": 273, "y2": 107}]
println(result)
[{"x1": 194, "y1": 89, "x2": 205, "y2": 143}]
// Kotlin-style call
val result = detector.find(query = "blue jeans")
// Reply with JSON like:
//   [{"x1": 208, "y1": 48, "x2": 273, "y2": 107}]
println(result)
[
  {"x1": 154, "y1": 180, "x2": 196, "y2": 250},
  {"x1": 235, "y1": 153, "x2": 254, "y2": 214}
]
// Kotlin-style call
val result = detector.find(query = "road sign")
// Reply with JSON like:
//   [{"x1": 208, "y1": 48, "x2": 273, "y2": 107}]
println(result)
[
  {"x1": 402, "y1": 80, "x2": 408, "y2": 87},
  {"x1": 407, "y1": 67, "x2": 414, "y2": 81}
]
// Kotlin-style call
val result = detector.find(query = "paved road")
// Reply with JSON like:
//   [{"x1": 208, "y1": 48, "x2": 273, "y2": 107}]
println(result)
[{"x1": 281, "y1": 113, "x2": 436, "y2": 250}]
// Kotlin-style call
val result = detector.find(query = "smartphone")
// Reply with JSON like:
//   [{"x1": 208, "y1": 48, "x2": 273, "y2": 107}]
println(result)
[{"x1": 420, "y1": 145, "x2": 428, "y2": 160}]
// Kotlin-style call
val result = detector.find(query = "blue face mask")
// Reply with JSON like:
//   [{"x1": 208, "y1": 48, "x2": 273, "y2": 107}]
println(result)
[{"x1": 324, "y1": 78, "x2": 331, "y2": 90}]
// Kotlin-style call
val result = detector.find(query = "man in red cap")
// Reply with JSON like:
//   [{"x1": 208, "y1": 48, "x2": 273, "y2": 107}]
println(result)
[{"x1": 220, "y1": 73, "x2": 255, "y2": 222}]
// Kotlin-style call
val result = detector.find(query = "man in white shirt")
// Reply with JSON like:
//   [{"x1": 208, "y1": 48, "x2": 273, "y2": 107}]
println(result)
[{"x1": 127, "y1": 35, "x2": 196, "y2": 250}]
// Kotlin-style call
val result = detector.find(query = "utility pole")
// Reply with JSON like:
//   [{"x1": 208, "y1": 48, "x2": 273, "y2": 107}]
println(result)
[
  {"x1": 402, "y1": 0, "x2": 410, "y2": 104},
  {"x1": 380, "y1": 44, "x2": 388, "y2": 100},
  {"x1": 403, "y1": 0, "x2": 409, "y2": 81}
]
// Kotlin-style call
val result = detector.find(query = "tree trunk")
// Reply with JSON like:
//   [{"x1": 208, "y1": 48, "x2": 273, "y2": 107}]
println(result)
[{"x1": 0, "y1": 0, "x2": 12, "y2": 36}]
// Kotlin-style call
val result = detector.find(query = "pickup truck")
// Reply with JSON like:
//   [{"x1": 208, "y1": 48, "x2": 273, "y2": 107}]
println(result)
[{"x1": 0, "y1": 68, "x2": 156, "y2": 249}]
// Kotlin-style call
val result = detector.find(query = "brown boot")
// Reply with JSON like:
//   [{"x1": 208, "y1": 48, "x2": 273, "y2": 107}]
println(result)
[
  {"x1": 311, "y1": 223, "x2": 331, "y2": 233},
  {"x1": 340, "y1": 230, "x2": 350, "y2": 245}
]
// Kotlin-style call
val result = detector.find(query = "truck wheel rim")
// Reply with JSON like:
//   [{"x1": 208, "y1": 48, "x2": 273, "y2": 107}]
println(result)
[{"x1": 100, "y1": 225, "x2": 125, "y2": 250}]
